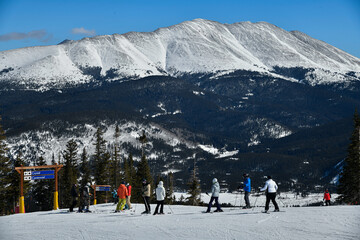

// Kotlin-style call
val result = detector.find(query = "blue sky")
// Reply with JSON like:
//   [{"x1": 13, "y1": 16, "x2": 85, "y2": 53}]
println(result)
[{"x1": 0, "y1": 0, "x2": 359, "y2": 57}]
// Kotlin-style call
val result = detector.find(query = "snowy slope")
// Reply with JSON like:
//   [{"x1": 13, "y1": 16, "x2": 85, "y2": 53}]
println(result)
[
  {"x1": 0, "y1": 203, "x2": 359, "y2": 240},
  {"x1": 1, "y1": 19, "x2": 360, "y2": 89}
]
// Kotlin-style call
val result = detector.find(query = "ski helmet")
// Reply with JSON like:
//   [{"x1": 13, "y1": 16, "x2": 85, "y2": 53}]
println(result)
[{"x1": 212, "y1": 178, "x2": 218, "y2": 184}]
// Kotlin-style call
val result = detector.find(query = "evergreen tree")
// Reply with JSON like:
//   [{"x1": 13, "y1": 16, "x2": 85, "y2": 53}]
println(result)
[
  {"x1": 79, "y1": 148, "x2": 91, "y2": 189},
  {"x1": 7, "y1": 153, "x2": 31, "y2": 213},
  {"x1": 134, "y1": 154, "x2": 153, "y2": 202},
  {"x1": 0, "y1": 115, "x2": 12, "y2": 215},
  {"x1": 109, "y1": 125, "x2": 122, "y2": 188},
  {"x1": 32, "y1": 156, "x2": 52, "y2": 211},
  {"x1": 338, "y1": 110, "x2": 360, "y2": 204},
  {"x1": 59, "y1": 139, "x2": 79, "y2": 207},
  {"x1": 93, "y1": 127, "x2": 107, "y2": 185},
  {"x1": 186, "y1": 159, "x2": 201, "y2": 206},
  {"x1": 165, "y1": 172, "x2": 175, "y2": 204}
]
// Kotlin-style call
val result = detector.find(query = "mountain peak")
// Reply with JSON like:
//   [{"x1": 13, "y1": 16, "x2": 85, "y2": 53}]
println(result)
[{"x1": 1, "y1": 19, "x2": 359, "y2": 90}]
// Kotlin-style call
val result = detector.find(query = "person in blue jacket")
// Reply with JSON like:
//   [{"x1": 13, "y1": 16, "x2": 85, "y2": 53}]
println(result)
[{"x1": 242, "y1": 173, "x2": 251, "y2": 209}]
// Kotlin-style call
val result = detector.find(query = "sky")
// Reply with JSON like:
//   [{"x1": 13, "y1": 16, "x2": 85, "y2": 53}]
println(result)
[{"x1": 0, "y1": 0, "x2": 359, "y2": 57}]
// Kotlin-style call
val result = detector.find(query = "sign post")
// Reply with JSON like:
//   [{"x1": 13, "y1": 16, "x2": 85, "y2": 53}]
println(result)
[
  {"x1": 15, "y1": 164, "x2": 63, "y2": 213},
  {"x1": 91, "y1": 185, "x2": 111, "y2": 205}
]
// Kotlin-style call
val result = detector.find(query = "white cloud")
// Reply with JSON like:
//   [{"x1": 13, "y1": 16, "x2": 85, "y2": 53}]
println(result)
[
  {"x1": 71, "y1": 27, "x2": 96, "y2": 36},
  {"x1": 0, "y1": 30, "x2": 52, "y2": 42}
]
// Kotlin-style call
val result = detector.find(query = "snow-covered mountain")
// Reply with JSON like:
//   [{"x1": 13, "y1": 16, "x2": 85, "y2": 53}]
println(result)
[{"x1": 1, "y1": 19, "x2": 360, "y2": 89}]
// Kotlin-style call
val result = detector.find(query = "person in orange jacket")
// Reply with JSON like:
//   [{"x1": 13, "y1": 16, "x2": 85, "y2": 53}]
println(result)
[
  {"x1": 323, "y1": 189, "x2": 331, "y2": 206},
  {"x1": 115, "y1": 181, "x2": 128, "y2": 212}
]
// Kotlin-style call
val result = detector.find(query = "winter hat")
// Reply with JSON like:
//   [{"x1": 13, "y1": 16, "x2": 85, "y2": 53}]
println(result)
[
  {"x1": 243, "y1": 173, "x2": 249, "y2": 177},
  {"x1": 121, "y1": 180, "x2": 126, "y2": 185},
  {"x1": 142, "y1": 179, "x2": 147, "y2": 184},
  {"x1": 158, "y1": 181, "x2": 163, "y2": 186},
  {"x1": 212, "y1": 178, "x2": 218, "y2": 184},
  {"x1": 267, "y1": 176, "x2": 272, "y2": 179}
]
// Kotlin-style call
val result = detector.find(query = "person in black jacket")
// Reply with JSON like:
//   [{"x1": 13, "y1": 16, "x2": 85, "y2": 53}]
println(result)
[{"x1": 69, "y1": 183, "x2": 78, "y2": 212}]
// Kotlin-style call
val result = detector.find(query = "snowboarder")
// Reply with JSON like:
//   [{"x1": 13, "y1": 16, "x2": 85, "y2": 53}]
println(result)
[
  {"x1": 323, "y1": 189, "x2": 331, "y2": 206},
  {"x1": 206, "y1": 178, "x2": 223, "y2": 213},
  {"x1": 141, "y1": 179, "x2": 151, "y2": 214},
  {"x1": 79, "y1": 185, "x2": 91, "y2": 212},
  {"x1": 260, "y1": 176, "x2": 279, "y2": 213},
  {"x1": 239, "y1": 173, "x2": 251, "y2": 209},
  {"x1": 115, "y1": 181, "x2": 128, "y2": 212},
  {"x1": 154, "y1": 181, "x2": 166, "y2": 215},
  {"x1": 69, "y1": 183, "x2": 78, "y2": 212},
  {"x1": 126, "y1": 183, "x2": 132, "y2": 209}
]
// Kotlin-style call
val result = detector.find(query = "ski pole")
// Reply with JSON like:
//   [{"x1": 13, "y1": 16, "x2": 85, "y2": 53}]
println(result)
[
  {"x1": 239, "y1": 191, "x2": 242, "y2": 209},
  {"x1": 252, "y1": 193, "x2": 259, "y2": 211},
  {"x1": 167, "y1": 204, "x2": 174, "y2": 214},
  {"x1": 232, "y1": 192, "x2": 239, "y2": 210}
]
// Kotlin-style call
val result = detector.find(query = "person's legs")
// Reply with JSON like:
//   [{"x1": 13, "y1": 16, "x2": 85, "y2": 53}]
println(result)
[
  {"x1": 119, "y1": 198, "x2": 126, "y2": 210},
  {"x1": 116, "y1": 198, "x2": 122, "y2": 211},
  {"x1": 207, "y1": 197, "x2": 215, "y2": 212},
  {"x1": 245, "y1": 192, "x2": 250, "y2": 208},
  {"x1": 127, "y1": 196, "x2": 132, "y2": 209},
  {"x1": 214, "y1": 197, "x2": 221, "y2": 211},
  {"x1": 265, "y1": 194, "x2": 271, "y2": 211},
  {"x1": 270, "y1": 193, "x2": 279, "y2": 210},
  {"x1": 160, "y1": 201, "x2": 164, "y2": 213},
  {"x1": 154, "y1": 201, "x2": 160, "y2": 215}
]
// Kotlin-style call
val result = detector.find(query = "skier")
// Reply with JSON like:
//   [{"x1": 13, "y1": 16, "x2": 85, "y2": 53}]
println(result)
[
  {"x1": 141, "y1": 179, "x2": 151, "y2": 214},
  {"x1": 323, "y1": 189, "x2": 331, "y2": 206},
  {"x1": 260, "y1": 176, "x2": 279, "y2": 213},
  {"x1": 69, "y1": 183, "x2": 78, "y2": 212},
  {"x1": 115, "y1": 181, "x2": 128, "y2": 212},
  {"x1": 112, "y1": 189, "x2": 118, "y2": 205},
  {"x1": 206, "y1": 178, "x2": 223, "y2": 213},
  {"x1": 126, "y1": 183, "x2": 132, "y2": 209},
  {"x1": 153, "y1": 181, "x2": 166, "y2": 215},
  {"x1": 239, "y1": 173, "x2": 251, "y2": 209},
  {"x1": 79, "y1": 184, "x2": 91, "y2": 212}
]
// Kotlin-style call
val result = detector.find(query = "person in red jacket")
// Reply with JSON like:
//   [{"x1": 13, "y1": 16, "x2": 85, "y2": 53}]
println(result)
[
  {"x1": 323, "y1": 189, "x2": 331, "y2": 206},
  {"x1": 115, "y1": 181, "x2": 128, "y2": 212},
  {"x1": 126, "y1": 183, "x2": 132, "y2": 209}
]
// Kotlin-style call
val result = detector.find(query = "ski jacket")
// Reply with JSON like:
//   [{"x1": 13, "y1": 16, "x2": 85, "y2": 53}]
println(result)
[
  {"x1": 142, "y1": 183, "x2": 151, "y2": 197},
  {"x1": 324, "y1": 192, "x2": 331, "y2": 201},
  {"x1": 71, "y1": 185, "x2": 78, "y2": 197},
  {"x1": 260, "y1": 179, "x2": 278, "y2": 193},
  {"x1": 243, "y1": 177, "x2": 251, "y2": 192},
  {"x1": 156, "y1": 181, "x2": 166, "y2": 201},
  {"x1": 117, "y1": 184, "x2": 128, "y2": 199},
  {"x1": 127, "y1": 185, "x2": 132, "y2": 196},
  {"x1": 211, "y1": 181, "x2": 220, "y2": 197}
]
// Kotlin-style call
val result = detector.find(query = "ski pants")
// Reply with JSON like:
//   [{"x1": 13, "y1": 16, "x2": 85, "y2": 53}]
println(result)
[
  {"x1": 116, "y1": 198, "x2": 126, "y2": 211},
  {"x1": 325, "y1": 200, "x2": 331, "y2": 206},
  {"x1": 126, "y1": 196, "x2": 132, "y2": 209},
  {"x1": 154, "y1": 200, "x2": 164, "y2": 214},
  {"x1": 143, "y1": 196, "x2": 151, "y2": 212},
  {"x1": 207, "y1": 196, "x2": 221, "y2": 211},
  {"x1": 265, "y1": 192, "x2": 279, "y2": 211},
  {"x1": 70, "y1": 197, "x2": 77, "y2": 212},
  {"x1": 244, "y1": 191, "x2": 251, "y2": 207}
]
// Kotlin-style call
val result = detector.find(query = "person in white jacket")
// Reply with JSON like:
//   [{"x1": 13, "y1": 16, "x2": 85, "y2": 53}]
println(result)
[
  {"x1": 154, "y1": 181, "x2": 166, "y2": 215},
  {"x1": 206, "y1": 178, "x2": 223, "y2": 213},
  {"x1": 260, "y1": 176, "x2": 280, "y2": 213}
]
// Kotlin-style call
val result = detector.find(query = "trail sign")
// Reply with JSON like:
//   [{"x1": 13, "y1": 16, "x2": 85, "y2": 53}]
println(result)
[
  {"x1": 24, "y1": 171, "x2": 32, "y2": 176},
  {"x1": 32, "y1": 175, "x2": 55, "y2": 180},
  {"x1": 32, "y1": 170, "x2": 54, "y2": 175},
  {"x1": 96, "y1": 186, "x2": 111, "y2": 191}
]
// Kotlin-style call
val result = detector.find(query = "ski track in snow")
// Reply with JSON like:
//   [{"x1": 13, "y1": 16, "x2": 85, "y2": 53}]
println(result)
[{"x1": 0, "y1": 203, "x2": 359, "y2": 240}]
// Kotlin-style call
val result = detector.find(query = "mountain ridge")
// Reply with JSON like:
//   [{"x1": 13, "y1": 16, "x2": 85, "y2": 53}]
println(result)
[{"x1": 1, "y1": 18, "x2": 359, "y2": 90}]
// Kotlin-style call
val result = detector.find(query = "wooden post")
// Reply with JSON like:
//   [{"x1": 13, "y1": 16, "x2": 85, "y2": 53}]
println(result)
[
  {"x1": 54, "y1": 163, "x2": 60, "y2": 210},
  {"x1": 93, "y1": 185, "x2": 97, "y2": 205},
  {"x1": 19, "y1": 167, "x2": 25, "y2": 213}
]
